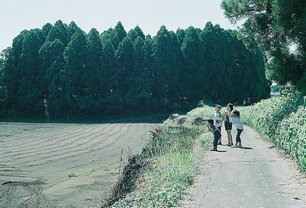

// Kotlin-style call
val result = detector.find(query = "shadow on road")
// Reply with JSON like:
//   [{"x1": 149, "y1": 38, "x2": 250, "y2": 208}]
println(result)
[{"x1": 241, "y1": 147, "x2": 253, "y2": 150}]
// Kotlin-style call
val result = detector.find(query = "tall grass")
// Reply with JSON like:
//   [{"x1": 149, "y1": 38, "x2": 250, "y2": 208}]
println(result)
[{"x1": 109, "y1": 126, "x2": 210, "y2": 207}]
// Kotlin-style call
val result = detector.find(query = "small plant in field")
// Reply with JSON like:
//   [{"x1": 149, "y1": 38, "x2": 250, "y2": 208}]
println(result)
[{"x1": 68, "y1": 171, "x2": 78, "y2": 177}]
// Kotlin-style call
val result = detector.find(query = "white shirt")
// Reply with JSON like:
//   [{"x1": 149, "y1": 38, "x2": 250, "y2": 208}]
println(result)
[
  {"x1": 230, "y1": 117, "x2": 243, "y2": 130},
  {"x1": 214, "y1": 112, "x2": 223, "y2": 127}
]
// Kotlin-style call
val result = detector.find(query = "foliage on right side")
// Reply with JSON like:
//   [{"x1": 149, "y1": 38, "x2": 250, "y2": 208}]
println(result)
[
  {"x1": 221, "y1": 0, "x2": 306, "y2": 94},
  {"x1": 240, "y1": 91, "x2": 305, "y2": 171}
]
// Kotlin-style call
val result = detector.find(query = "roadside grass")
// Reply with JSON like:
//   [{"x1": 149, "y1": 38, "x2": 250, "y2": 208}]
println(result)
[
  {"x1": 105, "y1": 126, "x2": 210, "y2": 208},
  {"x1": 187, "y1": 106, "x2": 215, "y2": 118}
]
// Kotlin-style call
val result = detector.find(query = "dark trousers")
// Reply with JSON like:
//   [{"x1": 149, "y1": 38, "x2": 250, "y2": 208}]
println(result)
[
  {"x1": 236, "y1": 129, "x2": 243, "y2": 143},
  {"x1": 217, "y1": 126, "x2": 222, "y2": 143},
  {"x1": 213, "y1": 132, "x2": 221, "y2": 149}
]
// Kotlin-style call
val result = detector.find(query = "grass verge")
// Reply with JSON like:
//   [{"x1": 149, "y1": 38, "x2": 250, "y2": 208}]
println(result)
[{"x1": 103, "y1": 126, "x2": 210, "y2": 207}]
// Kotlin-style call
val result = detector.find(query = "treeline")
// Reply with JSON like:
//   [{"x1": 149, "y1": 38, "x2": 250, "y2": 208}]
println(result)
[{"x1": 0, "y1": 21, "x2": 270, "y2": 118}]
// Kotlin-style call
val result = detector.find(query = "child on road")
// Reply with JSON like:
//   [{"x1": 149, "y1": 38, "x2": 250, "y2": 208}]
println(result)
[
  {"x1": 206, "y1": 119, "x2": 221, "y2": 151},
  {"x1": 230, "y1": 110, "x2": 243, "y2": 148}
]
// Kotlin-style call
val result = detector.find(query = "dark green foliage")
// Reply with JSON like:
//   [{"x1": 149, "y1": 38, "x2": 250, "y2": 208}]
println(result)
[
  {"x1": 64, "y1": 30, "x2": 87, "y2": 114},
  {"x1": 182, "y1": 27, "x2": 207, "y2": 104},
  {"x1": 128, "y1": 26, "x2": 145, "y2": 42},
  {"x1": 39, "y1": 39, "x2": 66, "y2": 117},
  {"x1": 199, "y1": 23, "x2": 270, "y2": 104},
  {"x1": 17, "y1": 29, "x2": 46, "y2": 117},
  {"x1": 240, "y1": 91, "x2": 305, "y2": 171},
  {"x1": 0, "y1": 20, "x2": 270, "y2": 119},
  {"x1": 151, "y1": 26, "x2": 184, "y2": 110},
  {"x1": 221, "y1": 0, "x2": 306, "y2": 94},
  {"x1": 47, "y1": 20, "x2": 70, "y2": 46}
]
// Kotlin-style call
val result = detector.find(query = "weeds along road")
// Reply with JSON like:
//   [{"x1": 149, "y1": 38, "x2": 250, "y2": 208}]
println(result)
[
  {"x1": 181, "y1": 126, "x2": 306, "y2": 208},
  {"x1": 0, "y1": 122, "x2": 157, "y2": 208}
]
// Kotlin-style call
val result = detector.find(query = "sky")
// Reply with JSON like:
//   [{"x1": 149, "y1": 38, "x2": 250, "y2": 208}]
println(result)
[{"x1": 0, "y1": 0, "x2": 237, "y2": 51}]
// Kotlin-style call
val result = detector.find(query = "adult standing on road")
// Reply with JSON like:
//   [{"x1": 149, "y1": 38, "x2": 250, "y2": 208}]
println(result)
[
  {"x1": 224, "y1": 103, "x2": 234, "y2": 146},
  {"x1": 214, "y1": 105, "x2": 224, "y2": 145}
]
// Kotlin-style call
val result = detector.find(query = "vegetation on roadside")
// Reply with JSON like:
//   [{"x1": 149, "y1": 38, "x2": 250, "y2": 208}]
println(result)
[
  {"x1": 187, "y1": 105, "x2": 215, "y2": 119},
  {"x1": 104, "y1": 126, "x2": 210, "y2": 207},
  {"x1": 240, "y1": 91, "x2": 306, "y2": 171}
]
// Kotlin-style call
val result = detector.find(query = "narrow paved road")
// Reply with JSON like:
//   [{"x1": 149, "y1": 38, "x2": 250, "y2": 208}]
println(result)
[{"x1": 181, "y1": 126, "x2": 306, "y2": 208}]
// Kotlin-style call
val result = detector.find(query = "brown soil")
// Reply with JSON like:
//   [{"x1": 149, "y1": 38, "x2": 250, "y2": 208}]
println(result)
[{"x1": 0, "y1": 122, "x2": 158, "y2": 208}]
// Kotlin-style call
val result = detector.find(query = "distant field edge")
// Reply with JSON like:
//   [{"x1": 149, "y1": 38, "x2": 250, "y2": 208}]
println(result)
[{"x1": 0, "y1": 113, "x2": 174, "y2": 124}]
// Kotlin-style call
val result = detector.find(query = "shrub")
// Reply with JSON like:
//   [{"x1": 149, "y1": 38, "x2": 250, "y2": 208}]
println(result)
[{"x1": 239, "y1": 91, "x2": 305, "y2": 171}]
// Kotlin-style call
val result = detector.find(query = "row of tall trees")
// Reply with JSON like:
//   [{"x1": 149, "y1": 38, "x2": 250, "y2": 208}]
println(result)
[{"x1": 0, "y1": 20, "x2": 270, "y2": 118}]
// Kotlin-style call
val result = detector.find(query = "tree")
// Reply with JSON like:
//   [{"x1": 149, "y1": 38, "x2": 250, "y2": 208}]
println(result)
[
  {"x1": 221, "y1": 0, "x2": 305, "y2": 94},
  {"x1": 42, "y1": 23, "x2": 53, "y2": 38},
  {"x1": 125, "y1": 37, "x2": 151, "y2": 110},
  {"x1": 176, "y1": 28, "x2": 186, "y2": 46},
  {"x1": 47, "y1": 20, "x2": 70, "y2": 46},
  {"x1": 152, "y1": 26, "x2": 184, "y2": 110},
  {"x1": 64, "y1": 29, "x2": 87, "y2": 113},
  {"x1": 18, "y1": 29, "x2": 46, "y2": 116},
  {"x1": 39, "y1": 39, "x2": 67, "y2": 117},
  {"x1": 100, "y1": 40, "x2": 116, "y2": 113},
  {"x1": 111, "y1": 36, "x2": 134, "y2": 111},
  {"x1": 0, "y1": 31, "x2": 28, "y2": 116},
  {"x1": 101, "y1": 21, "x2": 127, "y2": 50},
  {"x1": 182, "y1": 26, "x2": 207, "y2": 104},
  {"x1": 128, "y1": 26, "x2": 145, "y2": 42},
  {"x1": 200, "y1": 22, "x2": 269, "y2": 104},
  {"x1": 78, "y1": 28, "x2": 103, "y2": 114}
]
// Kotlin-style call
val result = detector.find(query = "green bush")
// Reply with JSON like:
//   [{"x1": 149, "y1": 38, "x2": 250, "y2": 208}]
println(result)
[
  {"x1": 240, "y1": 91, "x2": 305, "y2": 171},
  {"x1": 187, "y1": 106, "x2": 215, "y2": 118},
  {"x1": 274, "y1": 106, "x2": 306, "y2": 170}
]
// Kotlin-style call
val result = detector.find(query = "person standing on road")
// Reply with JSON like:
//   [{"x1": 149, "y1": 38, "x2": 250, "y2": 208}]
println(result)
[
  {"x1": 224, "y1": 103, "x2": 234, "y2": 146},
  {"x1": 206, "y1": 119, "x2": 221, "y2": 151},
  {"x1": 214, "y1": 105, "x2": 224, "y2": 145},
  {"x1": 230, "y1": 110, "x2": 243, "y2": 148}
]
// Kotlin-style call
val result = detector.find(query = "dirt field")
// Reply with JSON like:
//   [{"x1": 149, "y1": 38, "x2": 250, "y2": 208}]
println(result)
[{"x1": 0, "y1": 122, "x2": 157, "y2": 208}]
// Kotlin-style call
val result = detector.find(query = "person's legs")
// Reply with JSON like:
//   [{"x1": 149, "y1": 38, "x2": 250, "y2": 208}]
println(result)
[
  {"x1": 212, "y1": 134, "x2": 218, "y2": 150},
  {"x1": 236, "y1": 129, "x2": 243, "y2": 146},
  {"x1": 226, "y1": 130, "x2": 233, "y2": 145},
  {"x1": 217, "y1": 126, "x2": 222, "y2": 145}
]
